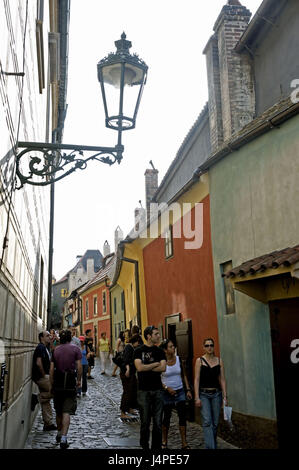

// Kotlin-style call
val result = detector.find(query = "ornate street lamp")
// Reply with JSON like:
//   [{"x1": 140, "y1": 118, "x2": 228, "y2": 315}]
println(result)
[
  {"x1": 97, "y1": 32, "x2": 148, "y2": 132},
  {"x1": 15, "y1": 33, "x2": 148, "y2": 188}
]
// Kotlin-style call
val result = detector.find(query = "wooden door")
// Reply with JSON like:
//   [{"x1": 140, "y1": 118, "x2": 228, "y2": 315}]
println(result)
[
  {"x1": 269, "y1": 298, "x2": 299, "y2": 448},
  {"x1": 175, "y1": 320, "x2": 194, "y2": 422}
]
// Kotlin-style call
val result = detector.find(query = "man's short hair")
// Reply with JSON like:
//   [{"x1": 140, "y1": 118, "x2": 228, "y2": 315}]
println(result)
[
  {"x1": 59, "y1": 329, "x2": 72, "y2": 344},
  {"x1": 38, "y1": 332, "x2": 44, "y2": 342},
  {"x1": 144, "y1": 325, "x2": 158, "y2": 341},
  {"x1": 85, "y1": 329, "x2": 92, "y2": 336}
]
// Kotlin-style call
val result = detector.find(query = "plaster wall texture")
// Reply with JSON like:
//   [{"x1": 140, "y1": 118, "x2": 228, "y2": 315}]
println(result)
[
  {"x1": 254, "y1": 0, "x2": 299, "y2": 116},
  {"x1": 0, "y1": 0, "x2": 68, "y2": 448},
  {"x1": 209, "y1": 113, "x2": 299, "y2": 419}
]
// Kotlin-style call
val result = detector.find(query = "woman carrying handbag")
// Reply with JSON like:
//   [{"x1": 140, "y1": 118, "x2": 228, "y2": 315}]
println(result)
[
  {"x1": 160, "y1": 339, "x2": 192, "y2": 449},
  {"x1": 194, "y1": 338, "x2": 228, "y2": 449}
]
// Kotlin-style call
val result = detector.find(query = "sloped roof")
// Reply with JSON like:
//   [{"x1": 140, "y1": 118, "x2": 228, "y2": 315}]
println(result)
[
  {"x1": 54, "y1": 249, "x2": 103, "y2": 284},
  {"x1": 153, "y1": 103, "x2": 209, "y2": 201},
  {"x1": 223, "y1": 245, "x2": 299, "y2": 278},
  {"x1": 78, "y1": 253, "x2": 116, "y2": 293}
]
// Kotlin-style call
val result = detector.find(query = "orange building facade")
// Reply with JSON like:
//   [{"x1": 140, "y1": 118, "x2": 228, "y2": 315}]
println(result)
[{"x1": 142, "y1": 195, "x2": 219, "y2": 364}]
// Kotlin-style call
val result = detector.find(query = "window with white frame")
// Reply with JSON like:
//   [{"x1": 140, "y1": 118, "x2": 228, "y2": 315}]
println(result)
[
  {"x1": 164, "y1": 226, "x2": 173, "y2": 259},
  {"x1": 85, "y1": 299, "x2": 89, "y2": 319},
  {"x1": 93, "y1": 296, "x2": 97, "y2": 316},
  {"x1": 102, "y1": 291, "x2": 106, "y2": 313}
]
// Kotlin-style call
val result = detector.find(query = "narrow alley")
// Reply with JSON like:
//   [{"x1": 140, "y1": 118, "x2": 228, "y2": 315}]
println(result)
[{"x1": 24, "y1": 359, "x2": 237, "y2": 450}]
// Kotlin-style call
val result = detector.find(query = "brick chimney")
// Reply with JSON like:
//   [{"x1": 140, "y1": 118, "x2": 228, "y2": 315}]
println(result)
[
  {"x1": 145, "y1": 162, "x2": 158, "y2": 220},
  {"x1": 204, "y1": 1, "x2": 255, "y2": 146},
  {"x1": 203, "y1": 34, "x2": 224, "y2": 152}
]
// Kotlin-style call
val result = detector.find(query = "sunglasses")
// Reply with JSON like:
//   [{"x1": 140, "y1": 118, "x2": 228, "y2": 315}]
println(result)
[{"x1": 204, "y1": 344, "x2": 214, "y2": 348}]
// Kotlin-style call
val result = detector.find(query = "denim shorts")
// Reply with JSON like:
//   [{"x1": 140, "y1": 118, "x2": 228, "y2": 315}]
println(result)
[{"x1": 162, "y1": 387, "x2": 186, "y2": 406}]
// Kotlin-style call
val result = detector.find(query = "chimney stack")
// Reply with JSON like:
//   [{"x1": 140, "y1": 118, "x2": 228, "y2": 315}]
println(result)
[
  {"x1": 204, "y1": 1, "x2": 255, "y2": 146},
  {"x1": 103, "y1": 240, "x2": 111, "y2": 257},
  {"x1": 114, "y1": 226, "x2": 124, "y2": 253},
  {"x1": 145, "y1": 163, "x2": 158, "y2": 220},
  {"x1": 86, "y1": 258, "x2": 95, "y2": 280}
]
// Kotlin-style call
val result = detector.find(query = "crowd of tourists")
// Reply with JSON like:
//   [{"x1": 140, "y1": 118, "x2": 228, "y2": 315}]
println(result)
[{"x1": 32, "y1": 324, "x2": 227, "y2": 450}]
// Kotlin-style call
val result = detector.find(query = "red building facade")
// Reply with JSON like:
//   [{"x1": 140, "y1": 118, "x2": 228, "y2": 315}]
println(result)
[{"x1": 143, "y1": 195, "x2": 219, "y2": 363}]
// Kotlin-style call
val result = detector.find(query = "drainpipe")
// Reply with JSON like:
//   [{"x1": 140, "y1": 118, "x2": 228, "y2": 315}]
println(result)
[
  {"x1": 78, "y1": 296, "x2": 83, "y2": 335},
  {"x1": 106, "y1": 277, "x2": 113, "y2": 350},
  {"x1": 120, "y1": 256, "x2": 142, "y2": 330},
  {"x1": 46, "y1": 128, "x2": 58, "y2": 330}
]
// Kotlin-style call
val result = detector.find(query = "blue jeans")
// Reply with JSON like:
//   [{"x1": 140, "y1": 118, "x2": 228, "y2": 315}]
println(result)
[
  {"x1": 200, "y1": 390, "x2": 222, "y2": 449},
  {"x1": 77, "y1": 364, "x2": 88, "y2": 395},
  {"x1": 137, "y1": 389, "x2": 164, "y2": 450}
]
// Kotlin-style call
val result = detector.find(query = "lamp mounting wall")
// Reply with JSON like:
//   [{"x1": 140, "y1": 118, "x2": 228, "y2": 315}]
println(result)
[{"x1": 15, "y1": 142, "x2": 124, "y2": 189}]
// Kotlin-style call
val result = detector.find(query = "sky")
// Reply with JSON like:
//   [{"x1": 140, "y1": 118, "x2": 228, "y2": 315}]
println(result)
[{"x1": 53, "y1": 0, "x2": 262, "y2": 282}]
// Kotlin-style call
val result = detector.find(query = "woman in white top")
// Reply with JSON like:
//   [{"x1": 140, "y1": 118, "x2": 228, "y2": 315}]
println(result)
[
  {"x1": 111, "y1": 331, "x2": 125, "y2": 377},
  {"x1": 160, "y1": 339, "x2": 192, "y2": 449}
]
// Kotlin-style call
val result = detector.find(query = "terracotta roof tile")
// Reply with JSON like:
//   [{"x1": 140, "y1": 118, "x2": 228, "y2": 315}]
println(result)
[{"x1": 223, "y1": 245, "x2": 299, "y2": 278}]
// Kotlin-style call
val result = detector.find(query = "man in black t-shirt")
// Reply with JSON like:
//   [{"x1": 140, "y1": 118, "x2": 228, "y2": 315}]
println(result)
[
  {"x1": 134, "y1": 326, "x2": 166, "y2": 450},
  {"x1": 32, "y1": 331, "x2": 56, "y2": 431}
]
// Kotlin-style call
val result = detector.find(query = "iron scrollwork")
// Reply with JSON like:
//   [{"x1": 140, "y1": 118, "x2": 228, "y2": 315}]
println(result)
[{"x1": 15, "y1": 142, "x2": 124, "y2": 189}]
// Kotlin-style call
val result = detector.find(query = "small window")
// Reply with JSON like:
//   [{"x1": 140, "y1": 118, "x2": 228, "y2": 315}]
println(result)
[
  {"x1": 102, "y1": 291, "x2": 106, "y2": 313},
  {"x1": 121, "y1": 291, "x2": 124, "y2": 310},
  {"x1": 93, "y1": 297, "x2": 97, "y2": 316},
  {"x1": 61, "y1": 288, "x2": 68, "y2": 298},
  {"x1": 220, "y1": 261, "x2": 236, "y2": 315},
  {"x1": 85, "y1": 299, "x2": 89, "y2": 319},
  {"x1": 114, "y1": 297, "x2": 117, "y2": 315},
  {"x1": 165, "y1": 226, "x2": 173, "y2": 259}
]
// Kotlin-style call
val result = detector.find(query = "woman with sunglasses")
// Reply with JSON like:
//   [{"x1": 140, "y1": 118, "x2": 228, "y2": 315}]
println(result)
[{"x1": 194, "y1": 338, "x2": 227, "y2": 449}]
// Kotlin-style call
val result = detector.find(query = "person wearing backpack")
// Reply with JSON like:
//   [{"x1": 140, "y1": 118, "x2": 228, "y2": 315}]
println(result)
[
  {"x1": 194, "y1": 338, "x2": 228, "y2": 449},
  {"x1": 119, "y1": 334, "x2": 143, "y2": 419},
  {"x1": 50, "y1": 329, "x2": 82, "y2": 449}
]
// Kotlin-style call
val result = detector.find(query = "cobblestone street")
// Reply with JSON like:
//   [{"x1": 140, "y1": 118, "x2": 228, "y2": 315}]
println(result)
[{"x1": 25, "y1": 359, "x2": 236, "y2": 450}]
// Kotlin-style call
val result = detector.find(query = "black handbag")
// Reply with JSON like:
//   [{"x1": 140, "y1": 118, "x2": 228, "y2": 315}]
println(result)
[{"x1": 112, "y1": 351, "x2": 124, "y2": 367}]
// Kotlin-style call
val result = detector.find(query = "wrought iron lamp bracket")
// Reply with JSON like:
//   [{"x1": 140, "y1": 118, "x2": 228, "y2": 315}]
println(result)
[{"x1": 15, "y1": 141, "x2": 124, "y2": 189}]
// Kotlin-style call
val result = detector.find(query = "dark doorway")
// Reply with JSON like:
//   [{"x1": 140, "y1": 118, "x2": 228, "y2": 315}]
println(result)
[{"x1": 269, "y1": 298, "x2": 299, "y2": 448}]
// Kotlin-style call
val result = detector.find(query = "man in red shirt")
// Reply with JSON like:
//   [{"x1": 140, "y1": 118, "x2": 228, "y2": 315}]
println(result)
[{"x1": 50, "y1": 329, "x2": 82, "y2": 449}]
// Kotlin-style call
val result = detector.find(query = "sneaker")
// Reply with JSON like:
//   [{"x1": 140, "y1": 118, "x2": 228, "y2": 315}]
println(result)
[
  {"x1": 60, "y1": 440, "x2": 69, "y2": 449},
  {"x1": 56, "y1": 434, "x2": 62, "y2": 443},
  {"x1": 101, "y1": 371, "x2": 105, "y2": 375},
  {"x1": 82, "y1": 392, "x2": 88, "y2": 397},
  {"x1": 87, "y1": 376, "x2": 94, "y2": 380},
  {"x1": 43, "y1": 424, "x2": 57, "y2": 431}
]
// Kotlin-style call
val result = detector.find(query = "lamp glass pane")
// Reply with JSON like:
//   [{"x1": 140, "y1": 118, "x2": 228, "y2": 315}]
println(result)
[
  {"x1": 102, "y1": 63, "x2": 143, "y2": 88},
  {"x1": 101, "y1": 75, "x2": 121, "y2": 121},
  {"x1": 122, "y1": 76, "x2": 144, "y2": 123}
]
